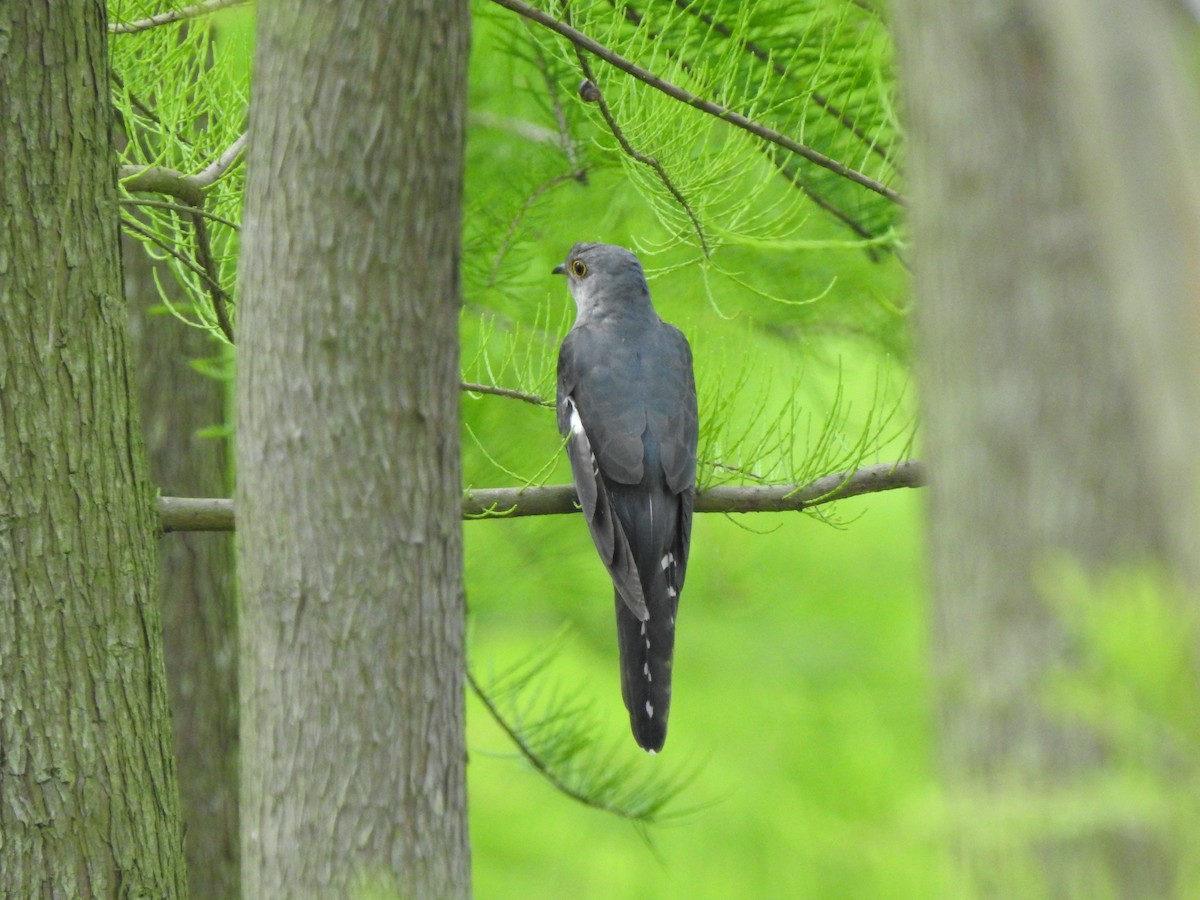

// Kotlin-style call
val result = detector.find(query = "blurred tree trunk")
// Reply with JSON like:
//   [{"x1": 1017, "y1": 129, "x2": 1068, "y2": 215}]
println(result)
[
  {"x1": 892, "y1": 0, "x2": 1200, "y2": 894},
  {"x1": 0, "y1": 3, "x2": 187, "y2": 895},
  {"x1": 124, "y1": 236, "x2": 239, "y2": 899},
  {"x1": 236, "y1": 0, "x2": 472, "y2": 896}
]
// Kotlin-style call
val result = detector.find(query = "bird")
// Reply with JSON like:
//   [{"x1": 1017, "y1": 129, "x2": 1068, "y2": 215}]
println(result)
[{"x1": 553, "y1": 242, "x2": 698, "y2": 753}]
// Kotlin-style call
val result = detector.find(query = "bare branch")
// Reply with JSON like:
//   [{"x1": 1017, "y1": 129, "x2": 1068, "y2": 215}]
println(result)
[
  {"x1": 189, "y1": 211, "x2": 236, "y2": 343},
  {"x1": 464, "y1": 460, "x2": 925, "y2": 517},
  {"x1": 120, "y1": 164, "x2": 206, "y2": 207},
  {"x1": 460, "y1": 381, "x2": 553, "y2": 407},
  {"x1": 109, "y1": 0, "x2": 252, "y2": 34},
  {"x1": 120, "y1": 215, "x2": 223, "y2": 290},
  {"x1": 158, "y1": 461, "x2": 925, "y2": 532},
  {"x1": 488, "y1": 0, "x2": 904, "y2": 205},
  {"x1": 159, "y1": 496, "x2": 234, "y2": 533},
  {"x1": 195, "y1": 131, "x2": 249, "y2": 188}
]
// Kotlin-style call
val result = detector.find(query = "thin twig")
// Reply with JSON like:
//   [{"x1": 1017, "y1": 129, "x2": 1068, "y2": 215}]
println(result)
[
  {"x1": 529, "y1": 29, "x2": 586, "y2": 173},
  {"x1": 119, "y1": 198, "x2": 240, "y2": 230},
  {"x1": 574, "y1": 52, "x2": 711, "y2": 256},
  {"x1": 189, "y1": 211, "x2": 236, "y2": 343},
  {"x1": 111, "y1": 71, "x2": 193, "y2": 152},
  {"x1": 122, "y1": 198, "x2": 235, "y2": 343},
  {"x1": 157, "y1": 461, "x2": 925, "y2": 532},
  {"x1": 766, "y1": 151, "x2": 883, "y2": 255},
  {"x1": 466, "y1": 672, "x2": 644, "y2": 820},
  {"x1": 120, "y1": 215, "x2": 223, "y2": 291},
  {"x1": 109, "y1": 0, "x2": 252, "y2": 34},
  {"x1": 461, "y1": 381, "x2": 553, "y2": 407},
  {"x1": 488, "y1": 0, "x2": 903, "y2": 205}
]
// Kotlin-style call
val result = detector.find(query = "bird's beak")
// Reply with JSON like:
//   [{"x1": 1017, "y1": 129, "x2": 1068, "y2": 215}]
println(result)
[{"x1": 552, "y1": 262, "x2": 566, "y2": 275}]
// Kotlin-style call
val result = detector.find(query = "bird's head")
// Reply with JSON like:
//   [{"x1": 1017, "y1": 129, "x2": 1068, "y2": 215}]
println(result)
[{"x1": 553, "y1": 242, "x2": 653, "y2": 322}]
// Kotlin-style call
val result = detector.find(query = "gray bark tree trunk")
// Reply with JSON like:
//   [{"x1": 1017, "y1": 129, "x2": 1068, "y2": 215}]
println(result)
[
  {"x1": 236, "y1": 1, "x2": 472, "y2": 896},
  {"x1": 0, "y1": 3, "x2": 188, "y2": 895},
  {"x1": 124, "y1": 235, "x2": 239, "y2": 899},
  {"x1": 891, "y1": 0, "x2": 1200, "y2": 894}
]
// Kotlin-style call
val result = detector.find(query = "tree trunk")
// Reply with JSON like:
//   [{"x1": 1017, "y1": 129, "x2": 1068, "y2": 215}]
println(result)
[
  {"x1": 0, "y1": 4, "x2": 188, "y2": 895},
  {"x1": 891, "y1": 0, "x2": 1200, "y2": 894},
  {"x1": 236, "y1": 1, "x2": 472, "y2": 896},
  {"x1": 124, "y1": 235, "x2": 239, "y2": 899}
]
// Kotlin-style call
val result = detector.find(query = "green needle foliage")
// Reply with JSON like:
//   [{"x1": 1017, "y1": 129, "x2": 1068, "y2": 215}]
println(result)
[
  {"x1": 469, "y1": 637, "x2": 700, "y2": 825},
  {"x1": 110, "y1": 0, "x2": 250, "y2": 342}
]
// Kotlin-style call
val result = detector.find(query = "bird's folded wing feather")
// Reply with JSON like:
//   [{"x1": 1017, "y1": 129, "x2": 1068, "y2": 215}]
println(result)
[
  {"x1": 648, "y1": 327, "x2": 698, "y2": 494},
  {"x1": 559, "y1": 394, "x2": 649, "y2": 621}
]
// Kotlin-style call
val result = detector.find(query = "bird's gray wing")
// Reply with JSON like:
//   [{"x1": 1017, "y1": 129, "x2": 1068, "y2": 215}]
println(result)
[
  {"x1": 648, "y1": 324, "x2": 699, "y2": 497},
  {"x1": 558, "y1": 332, "x2": 649, "y2": 621},
  {"x1": 559, "y1": 328, "x2": 645, "y2": 485},
  {"x1": 643, "y1": 323, "x2": 698, "y2": 588}
]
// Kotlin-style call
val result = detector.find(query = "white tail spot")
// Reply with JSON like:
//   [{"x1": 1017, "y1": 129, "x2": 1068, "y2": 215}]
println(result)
[
  {"x1": 667, "y1": 586, "x2": 677, "y2": 598},
  {"x1": 568, "y1": 400, "x2": 586, "y2": 437},
  {"x1": 643, "y1": 663, "x2": 652, "y2": 681},
  {"x1": 645, "y1": 701, "x2": 654, "y2": 718},
  {"x1": 660, "y1": 553, "x2": 673, "y2": 571}
]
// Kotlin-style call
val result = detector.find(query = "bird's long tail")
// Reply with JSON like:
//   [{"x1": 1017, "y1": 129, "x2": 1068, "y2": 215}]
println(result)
[{"x1": 615, "y1": 549, "x2": 680, "y2": 753}]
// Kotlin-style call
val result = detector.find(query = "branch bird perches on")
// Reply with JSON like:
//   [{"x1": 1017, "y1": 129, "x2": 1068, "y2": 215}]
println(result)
[{"x1": 158, "y1": 461, "x2": 925, "y2": 532}]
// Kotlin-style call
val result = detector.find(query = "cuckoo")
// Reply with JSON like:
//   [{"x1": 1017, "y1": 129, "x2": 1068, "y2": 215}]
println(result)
[{"x1": 554, "y1": 242, "x2": 698, "y2": 753}]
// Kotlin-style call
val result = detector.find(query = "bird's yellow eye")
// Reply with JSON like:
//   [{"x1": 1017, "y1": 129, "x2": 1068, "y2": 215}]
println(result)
[{"x1": 570, "y1": 259, "x2": 588, "y2": 278}]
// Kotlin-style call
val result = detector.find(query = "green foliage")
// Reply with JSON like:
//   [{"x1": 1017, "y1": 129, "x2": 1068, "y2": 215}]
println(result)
[
  {"x1": 461, "y1": 0, "x2": 911, "y2": 507},
  {"x1": 469, "y1": 636, "x2": 698, "y2": 825},
  {"x1": 110, "y1": 0, "x2": 251, "y2": 342}
]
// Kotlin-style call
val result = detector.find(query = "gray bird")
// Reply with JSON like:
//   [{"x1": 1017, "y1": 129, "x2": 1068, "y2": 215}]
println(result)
[{"x1": 553, "y1": 242, "x2": 698, "y2": 753}]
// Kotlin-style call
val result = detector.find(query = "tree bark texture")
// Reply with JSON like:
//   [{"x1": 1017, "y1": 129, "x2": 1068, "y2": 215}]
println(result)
[
  {"x1": 891, "y1": 0, "x2": 1200, "y2": 894},
  {"x1": 0, "y1": 3, "x2": 188, "y2": 895},
  {"x1": 124, "y1": 235, "x2": 239, "y2": 899},
  {"x1": 236, "y1": 1, "x2": 472, "y2": 896}
]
